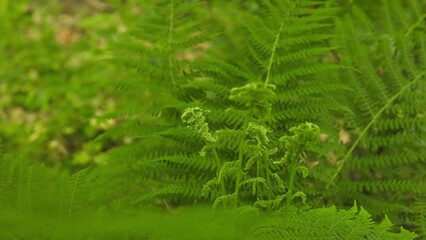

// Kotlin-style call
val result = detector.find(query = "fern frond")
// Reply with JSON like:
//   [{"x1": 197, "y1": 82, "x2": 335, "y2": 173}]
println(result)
[
  {"x1": 323, "y1": 2, "x2": 426, "y2": 226},
  {"x1": 251, "y1": 204, "x2": 417, "y2": 240},
  {"x1": 101, "y1": 0, "x2": 346, "y2": 209},
  {"x1": 348, "y1": 149, "x2": 426, "y2": 171},
  {"x1": 136, "y1": 183, "x2": 206, "y2": 204},
  {"x1": 0, "y1": 153, "x2": 93, "y2": 221},
  {"x1": 413, "y1": 195, "x2": 426, "y2": 237},
  {"x1": 338, "y1": 180, "x2": 425, "y2": 194}
]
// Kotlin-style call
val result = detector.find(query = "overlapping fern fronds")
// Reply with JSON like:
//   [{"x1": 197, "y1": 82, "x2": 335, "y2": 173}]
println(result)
[
  {"x1": 96, "y1": 0, "x2": 348, "y2": 208},
  {"x1": 109, "y1": 0, "x2": 212, "y2": 115},
  {"x1": 99, "y1": 2, "x2": 424, "y2": 236},
  {"x1": 199, "y1": 0, "x2": 347, "y2": 132},
  {"x1": 0, "y1": 153, "x2": 92, "y2": 220},
  {"x1": 93, "y1": 0, "x2": 219, "y2": 207},
  {"x1": 252, "y1": 203, "x2": 417, "y2": 240},
  {"x1": 325, "y1": 0, "x2": 426, "y2": 231}
]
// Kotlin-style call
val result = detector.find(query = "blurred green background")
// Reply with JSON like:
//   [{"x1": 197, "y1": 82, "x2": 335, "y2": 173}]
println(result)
[
  {"x1": 0, "y1": 0, "x2": 263, "y2": 170},
  {"x1": 0, "y1": 0, "x2": 390, "y2": 169},
  {"x1": 0, "y1": 0, "x2": 146, "y2": 169},
  {"x1": 0, "y1": 0, "x2": 424, "y2": 238}
]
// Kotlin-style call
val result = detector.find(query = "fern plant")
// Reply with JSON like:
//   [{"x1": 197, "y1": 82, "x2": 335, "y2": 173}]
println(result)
[
  {"x1": 0, "y1": 139, "x2": 418, "y2": 239},
  {"x1": 321, "y1": 1, "x2": 426, "y2": 232},
  {"x1": 97, "y1": 0, "x2": 345, "y2": 208},
  {"x1": 0, "y1": 154, "x2": 92, "y2": 220},
  {"x1": 93, "y1": 0, "x2": 424, "y2": 237},
  {"x1": 0, "y1": 0, "x2": 424, "y2": 238},
  {"x1": 181, "y1": 106, "x2": 321, "y2": 210},
  {"x1": 251, "y1": 203, "x2": 418, "y2": 240}
]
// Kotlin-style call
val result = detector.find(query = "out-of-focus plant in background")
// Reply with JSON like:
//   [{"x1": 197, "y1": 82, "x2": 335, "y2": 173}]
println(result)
[{"x1": 0, "y1": 0, "x2": 142, "y2": 168}]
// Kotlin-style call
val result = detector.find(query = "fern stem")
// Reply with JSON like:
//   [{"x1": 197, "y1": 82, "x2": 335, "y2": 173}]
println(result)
[
  {"x1": 234, "y1": 168, "x2": 241, "y2": 208},
  {"x1": 59, "y1": 174, "x2": 64, "y2": 220},
  {"x1": 286, "y1": 162, "x2": 297, "y2": 208},
  {"x1": 326, "y1": 71, "x2": 426, "y2": 190},
  {"x1": 27, "y1": 165, "x2": 33, "y2": 214},
  {"x1": 234, "y1": 120, "x2": 249, "y2": 208},
  {"x1": 168, "y1": 0, "x2": 176, "y2": 86},
  {"x1": 233, "y1": 140, "x2": 244, "y2": 208},
  {"x1": 69, "y1": 172, "x2": 80, "y2": 218},
  {"x1": 405, "y1": 14, "x2": 426, "y2": 37},
  {"x1": 212, "y1": 148, "x2": 226, "y2": 195},
  {"x1": 18, "y1": 157, "x2": 23, "y2": 211},
  {"x1": 256, "y1": 157, "x2": 263, "y2": 197},
  {"x1": 265, "y1": 156, "x2": 272, "y2": 199},
  {"x1": 264, "y1": 22, "x2": 284, "y2": 87}
]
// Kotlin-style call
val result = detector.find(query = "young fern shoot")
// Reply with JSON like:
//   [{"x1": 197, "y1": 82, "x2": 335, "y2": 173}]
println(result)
[{"x1": 182, "y1": 106, "x2": 321, "y2": 210}]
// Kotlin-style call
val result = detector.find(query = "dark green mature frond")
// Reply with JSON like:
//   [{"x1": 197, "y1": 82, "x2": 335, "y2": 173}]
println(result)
[
  {"x1": 97, "y1": 0, "x2": 349, "y2": 210},
  {"x1": 413, "y1": 195, "x2": 426, "y2": 238},
  {"x1": 353, "y1": 194, "x2": 408, "y2": 218},
  {"x1": 325, "y1": 1, "x2": 426, "y2": 233},
  {"x1": 95, "y1": 120, "x2": 170, "y2": 141},
  {"x1": 58, "y1": 168, "x2": 91, "y2": 219},
  {"x1": 228, "y1": 0, "x2": 347, "y2": 136},
  {"x1": 97, "y1": 4, "x2": 422, "y2": 239},
  {"x1": 0, "y1": 154, "x2": 92, "y2": 220},
  {"x1": 348, "y1": 149, "x2": 426, "y2": 171},
  {"x1": 242, "y1": 1, "x2": 338, "y2": 82},
  {"x1": 198, "y1": 0, "x2": 347, "y2": 132},
  {"x1": 2, "y1": 0, "x2": 426, "y2": 238},
  {"x1": 136, "y1": 183, "x2": 206, "y2": 204},
  {"x1": 251, "y1": 204, "x2": 417, "y2": 240},
  {"x1": 338, "y1": 180, "x2": 425, "y2": 194},
  {"x1": 0, "y1": 156, "x2": 49, "y2": 214},
  {"x1": 109, "y1": 0, "x2": 213, "y2": 115}
]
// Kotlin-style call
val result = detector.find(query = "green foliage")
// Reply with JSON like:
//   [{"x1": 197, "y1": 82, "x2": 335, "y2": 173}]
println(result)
[
  {"x1": 96, "y1": 0, "x2": 345, "y2": 208},
  {"x1": 252, "y1": 203, "x2": 417, "y2": 240},
  {"x1": 98, "y1": 0, "x2": 425, "y2": 235},
  {"x1": 0, "y1": 0, "x2": 425, "y2": 239},
  {"x1": 324, "y1": 0, "x2": 426, "y2": 225},
  {"x1": 0, "y1": 0, "x2": 138, "y2": 167},
  {"x1": 0, "y1": 148, "x2": 416, "y2": 239},
  {"x1": 0, "y1": 154, "x2": 92, "y2": 220}
]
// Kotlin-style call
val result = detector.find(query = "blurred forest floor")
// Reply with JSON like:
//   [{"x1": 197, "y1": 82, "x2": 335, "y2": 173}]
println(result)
[{"x1": 0, "y1": 0, "x2": 143, "y2": 169}]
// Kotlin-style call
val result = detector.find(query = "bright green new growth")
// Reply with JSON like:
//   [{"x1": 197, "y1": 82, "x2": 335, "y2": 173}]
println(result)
[
  {"x1": 0, "y1": 0, "x2": 425, "y2": 239},
  {"x1": 0, "y1": 0, "x2": 416, "y2": 238},
  {"x1": 181, "y1": 107, "x2": 218, "y2": 156},
  {"x1": 229, "y1": 82, "x2": 276, "y2": 120},
  {"x1": 95, "y1": 0, "x2": 424, "y2": 237},
  {"x1": 92, "y1": 0, "x2": 424, "y2": 237},
  {"x1": 276, "y1": 122, "x2": 320, "y2": 207},
  {"x1": 184, "y1": 106, "x2": 321, "y2": 210},
  {"x1": 181, "y1": 107, "x2": 217, "y2": 144}
]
